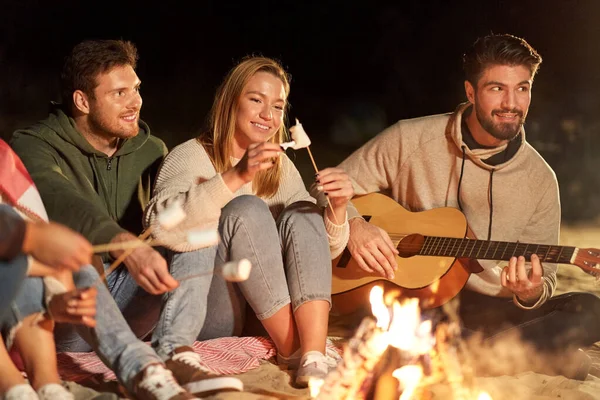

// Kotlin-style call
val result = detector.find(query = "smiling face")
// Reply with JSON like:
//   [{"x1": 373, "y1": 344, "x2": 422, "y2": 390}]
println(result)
[
  {"x1": 232, "y1": 71, "x2": 286, "y2": 153},
  {"x1": 86, "y1": 64, "x2": 143, "y2": 140},
  {"x1": 465, "y1": 64, "x2": 533, "y2": 146}
]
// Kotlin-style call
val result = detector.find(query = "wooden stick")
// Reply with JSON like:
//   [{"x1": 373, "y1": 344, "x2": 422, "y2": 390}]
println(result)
[
  {"x1": 93, "y1": 228, "x2": 153, "y2": 286},
  {"x1": 92, "y1": 239, "x2": 158, "y2": 254},
  {"x1": 306, "y1": 146, "x2": 340, "y2": 225}
]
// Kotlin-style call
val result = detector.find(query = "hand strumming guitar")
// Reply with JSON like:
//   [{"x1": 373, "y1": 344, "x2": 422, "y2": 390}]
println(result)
[
  {"x1": 501, "y1": 254, "x2": 544, "y2": 303},
  {"x1": 348, "y1": 218, "x2": 399, "y2": 280}
]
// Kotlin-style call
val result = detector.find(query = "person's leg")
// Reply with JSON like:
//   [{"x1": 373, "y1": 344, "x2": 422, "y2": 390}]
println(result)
[
  {"x1": 54, "y1": 266, "x2": 164, "y2": 393},
  {"x1": 0, "y1": 255, "x2": 28, "y2": 325},
  {"x1": 459, "y1": 289, "x2": 600, "y2": 378},
  {"x1": 0, "y1": 338, "x2": 30, "y2": 397},
  {"x1": 276, "y1": 201, "x2": 337, "y2": 385},
  {"x1": 152, "y1": 247, "x2": 218, "y2": 359},
  {"x1": 277, "y1": 201, "x2": 332, "y2": 356},
  {"x1": 218, "y1": 196, "x2": 299, "y2": 356}
]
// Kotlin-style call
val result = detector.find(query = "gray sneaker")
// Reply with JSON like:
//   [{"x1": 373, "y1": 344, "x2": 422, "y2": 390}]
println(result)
[
  {"x1": 165, "y1": 346, "x2": 243, "y2": 396},
  {"x1": 295, "y1": 351, "x2": 339, "y2": 387}
]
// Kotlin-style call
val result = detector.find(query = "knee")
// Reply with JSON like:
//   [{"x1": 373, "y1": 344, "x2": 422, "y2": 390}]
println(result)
[
  {"x1": 73, "y1": 264, "x2": 101, "y2": 287},
  {"x1": 278, "y1": 201, "x2": 325, "y2": 233},
  {"x1": 222, "y1": 195, "x2": 269, "y2": 217}
]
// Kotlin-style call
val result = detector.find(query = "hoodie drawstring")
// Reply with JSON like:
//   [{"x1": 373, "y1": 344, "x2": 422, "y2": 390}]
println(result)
[
  {"x1": 457, "y1": 146, "x2": 467, "y2": 212},
  {"x1": 456, "y1": 145, "x2": 495, "y2": 241},
  {"x1": 487, "y1": 169, "x2": 495, "y2": 241}
]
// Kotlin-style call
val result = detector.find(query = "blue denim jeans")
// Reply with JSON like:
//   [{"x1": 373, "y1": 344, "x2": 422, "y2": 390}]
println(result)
[
  {"x1": 0, "y1": 275, "x2": 45, "y2": 348},
  {"x1": 459, "y1": 289, "x2": 600, "y2": 351},
  {"x1": 153, "y1": 195, "x2": 332, "y2": 350},
  {"x1": 54, "y1": 265, "x2": 164, "y2": 392},
  {"x1": 0, "y1": 254, "x2": 29, "y2": 326}
]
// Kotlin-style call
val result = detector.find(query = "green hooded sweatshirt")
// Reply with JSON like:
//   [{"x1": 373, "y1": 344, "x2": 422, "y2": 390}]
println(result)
[{"x1": 11, "y1": 106, "x2": 167, "y2": 254}]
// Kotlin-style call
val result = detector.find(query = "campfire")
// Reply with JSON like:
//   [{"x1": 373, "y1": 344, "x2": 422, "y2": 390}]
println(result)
[{"x1": 310, "y1": 286, "x2": 492, "y2": 400}]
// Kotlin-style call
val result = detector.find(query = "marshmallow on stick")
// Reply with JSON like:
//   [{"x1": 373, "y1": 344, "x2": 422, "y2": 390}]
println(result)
[
  {"x1": 187, "y1": 228, "x2": 220, "y2": 248},
  {"x1": 285, "y1": 119, "x2": 339, "y2": 224},
  {"x1": 221, "y1": 259, "x2": 252, "y2": 282},
  {"x1": 158, "y1": 200, "x2": 187, "y2": 230},
  {"x1": 176, "y1": 259, "x2": 253, "y2": 284}
]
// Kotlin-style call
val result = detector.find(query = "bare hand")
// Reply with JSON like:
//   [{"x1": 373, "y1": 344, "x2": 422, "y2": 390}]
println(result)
[
  {"x1": 235, "y1": 142, "x2": 283, "y2": 183},
  {"x1": 123, "y1": 243, "x2": 179, "y2": 295},
  {"x1": 22, "y1": 221, "x2": 92, "y2": 272},
  {"x1": 501, "y1": 254, "x2": 544, "y2": 302},
  {"x1": 348, "y1": 218, "x2": 398, "y2": 279},
  {"x1": 48, "y1": 287, "x2": 97, "y2": 327},
  {"x1": 316, "y1": 168, "x2": 354, "y2": 221}
]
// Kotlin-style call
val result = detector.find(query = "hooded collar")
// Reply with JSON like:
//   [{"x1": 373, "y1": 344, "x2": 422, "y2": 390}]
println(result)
[
  {"x1": 37, "y1": 103, "x2": 151, "y2": 158},
  {"x1": 447, "y1": 102, "x2": 526, "y2": 171}
]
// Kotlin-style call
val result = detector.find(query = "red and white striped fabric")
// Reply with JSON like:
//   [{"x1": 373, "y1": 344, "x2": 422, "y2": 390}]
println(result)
[
  {"x1": 56, "y1": 337, "x2": 341, "y2": 382},
  {"x1": 0, "y1": 139, "x2": 48, "y2": 222},
  {"x1": 57, "y1": 337, "x2": 276, "y2": 382}
]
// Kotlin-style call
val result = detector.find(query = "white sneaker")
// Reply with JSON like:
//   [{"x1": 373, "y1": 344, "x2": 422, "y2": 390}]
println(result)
[
  {"x1": 3, "y1": 384, "x2": 39, "y2": 400},
  {"x1": 295, "y1": 351, "x2": 339, "y2": 387},
  {"x1": 37, "y1": 383, "x2": 74, "y2": 400},
  {"x1": 134, "y1": 364, "x2": 199, "y2": 400},
  {"x1": 277, "y1": 339, "x2": 342, "y2": 369}
]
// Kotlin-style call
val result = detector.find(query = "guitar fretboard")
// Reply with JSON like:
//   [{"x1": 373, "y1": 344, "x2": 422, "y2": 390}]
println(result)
[{"x1": 420, "y1": 236, "x2": 576, "y2": 264}]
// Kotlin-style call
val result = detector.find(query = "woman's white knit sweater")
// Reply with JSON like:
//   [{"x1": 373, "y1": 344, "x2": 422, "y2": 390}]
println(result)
[{"x1": 144, "y1": 138, "x2": 349, "y2": 257}]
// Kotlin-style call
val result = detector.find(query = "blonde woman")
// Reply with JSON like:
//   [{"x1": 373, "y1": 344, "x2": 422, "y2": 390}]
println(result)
[{"x1": 145, "y1": 56, "x2": 353, "y2": 385}]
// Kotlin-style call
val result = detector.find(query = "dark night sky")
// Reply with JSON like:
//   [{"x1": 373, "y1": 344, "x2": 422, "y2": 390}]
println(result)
[{"x1": 2, "y1": 0, "x2": 600, "y2": 220}]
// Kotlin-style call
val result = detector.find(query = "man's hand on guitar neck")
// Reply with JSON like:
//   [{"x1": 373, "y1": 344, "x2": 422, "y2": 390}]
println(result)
[
  {"x1": 348, "y1": 218, "x2": 399, "y2": 279},
  {"x1": 501, "y1": 254, "x2": 544, "y2": 303}
]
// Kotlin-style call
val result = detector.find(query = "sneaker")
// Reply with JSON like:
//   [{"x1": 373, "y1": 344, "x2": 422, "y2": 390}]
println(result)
[
  {"x1": 37, "y1": 383, "x2": 74, "y2": 400},
  {"x1": 133, "y1": 364, "x2": 198, "y2": 400},
  {"x1": 165, "y1": 346, "x2": 243, "y2": 396},
  {"x1": 277, "y1": 340, "x2": 342, "y2": 370},
  {"x1": 295, "y1": 351, "x2": 339, "y2": 387},
  {"x1": 3, "y1": 384, "x2": 39, "y2": 400}
]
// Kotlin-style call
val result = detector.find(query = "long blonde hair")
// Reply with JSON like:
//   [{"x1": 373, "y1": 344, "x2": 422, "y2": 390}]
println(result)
[{"x1": 199, "y1": 56, "x2": 291, "y2": 198}]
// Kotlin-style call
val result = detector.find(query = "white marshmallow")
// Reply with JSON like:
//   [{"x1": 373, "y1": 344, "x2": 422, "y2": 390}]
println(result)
[
  {"x1": 221, "y1": 259, "x2": 252, "y2": 282},
  {"x1": 280, "y1": 140, "x2": 296, "y2": 150},
  {"x1": 289, "y1": 119, "x2": 312, "y2": 149},
  {"x1": 157, "y1": 201, "x2": 186, "y2": 230},
  {"x1": 186, "y1": 229, "x2": 219, "y2": 248}
]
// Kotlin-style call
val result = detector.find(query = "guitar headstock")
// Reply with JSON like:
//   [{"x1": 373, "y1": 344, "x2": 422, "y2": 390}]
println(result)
[{"x1": 573, "y1": 248, "x2": 600, "y2": 278}]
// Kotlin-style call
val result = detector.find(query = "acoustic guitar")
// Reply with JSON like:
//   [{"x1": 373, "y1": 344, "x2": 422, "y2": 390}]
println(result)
[{"x1": 331, "y1": 193, "x2": 600, "y2": 313}]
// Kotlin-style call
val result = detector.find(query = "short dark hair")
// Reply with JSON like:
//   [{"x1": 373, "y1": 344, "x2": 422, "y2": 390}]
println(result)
[
  {"x1": 60, "y1": 40, "x2": 138, "y2": 111},
  {"x1": 463, "y1": 34, "x2": 542, "y2": 86}
]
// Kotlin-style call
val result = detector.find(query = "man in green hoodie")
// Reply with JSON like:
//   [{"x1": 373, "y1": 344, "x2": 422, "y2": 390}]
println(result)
[{"x1": 11, "y1": 40, "x2": 243, "y2": 400}]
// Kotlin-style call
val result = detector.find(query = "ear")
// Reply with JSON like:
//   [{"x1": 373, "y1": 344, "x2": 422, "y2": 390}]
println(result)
[
  {"x1": 464, "y1": 80, "x2": 475, "y2": 104},
  {"x1": 73, "y1": 90, "x2": 90, "y2": 114}
]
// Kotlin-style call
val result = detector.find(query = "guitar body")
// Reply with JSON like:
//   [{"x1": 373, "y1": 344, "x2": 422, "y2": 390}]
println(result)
[{"x1": 332, "y1": 193, "x2": 476, "y2": 313}]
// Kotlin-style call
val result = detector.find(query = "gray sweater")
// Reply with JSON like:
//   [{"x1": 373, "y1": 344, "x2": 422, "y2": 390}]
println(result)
[
  {"x1": 144, "y1": 139, "x2": 349, "y2": 257},
  {"x1": 339, "y1": 102, "x2": 560, "y2": 309}
]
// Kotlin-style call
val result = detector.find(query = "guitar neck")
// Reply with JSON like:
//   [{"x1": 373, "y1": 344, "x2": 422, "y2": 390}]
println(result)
[{"x1": 420, "y1": 236, "x2": 576, "y2": 264}]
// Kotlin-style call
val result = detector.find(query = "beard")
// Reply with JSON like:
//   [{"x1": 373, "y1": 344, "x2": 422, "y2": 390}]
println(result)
[
  {"x1": 88, "y1": 110, "x2": 139, "y2": 140},
  {"x1": 475, "y1": 102, "x2": 526, "y2": 142}
]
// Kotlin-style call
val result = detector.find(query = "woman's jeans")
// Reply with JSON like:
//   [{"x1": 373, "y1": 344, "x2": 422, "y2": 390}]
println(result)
[{"x1": 154, "y1": 195, "x2": 332, "y2": 351}]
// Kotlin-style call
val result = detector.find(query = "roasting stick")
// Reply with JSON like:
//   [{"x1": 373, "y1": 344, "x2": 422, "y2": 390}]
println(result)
[
  {"x1": 282, "y1": 119, "x2": 339, "y2": 224},
  {"x1": 91, "y1": 201, "x2": 226, "y2": 286},
  {"x1": 92, "y1": 200, "x2": 188, "y2": 285}
]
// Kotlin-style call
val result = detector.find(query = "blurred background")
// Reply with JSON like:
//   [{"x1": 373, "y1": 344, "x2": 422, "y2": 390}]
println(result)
[{"x1": 1, "y1": 0, "x2": 600, "y2": 223}]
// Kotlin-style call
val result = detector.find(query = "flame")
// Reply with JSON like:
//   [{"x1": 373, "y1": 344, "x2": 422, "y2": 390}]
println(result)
[
  {"x1": 393, "y1": 365, "x2": 423, "y2": 400},
  {"x1": 477, "y1": 392, "x2": 493, "y2": 400},
  {"x1": 308, "y1": 377, "x2": 324, "y2": 398},
  {"x1": 370, "y1": 285, "x2": 390, "y2": 329}
]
